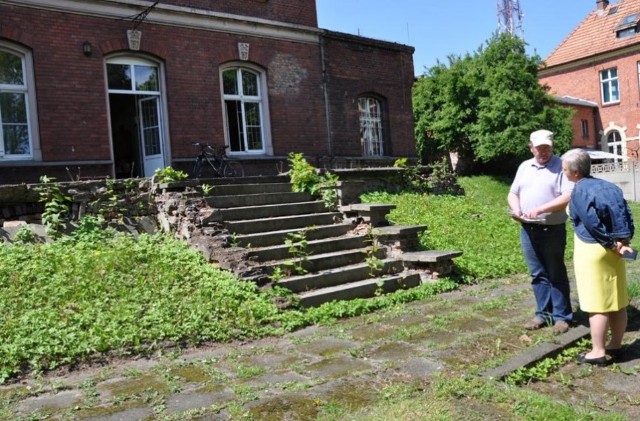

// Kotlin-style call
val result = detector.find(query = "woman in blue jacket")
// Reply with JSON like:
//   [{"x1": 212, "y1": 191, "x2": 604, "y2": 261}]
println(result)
[{"x1": 562, "y1": 149, "x2": 634, "y2": 366}]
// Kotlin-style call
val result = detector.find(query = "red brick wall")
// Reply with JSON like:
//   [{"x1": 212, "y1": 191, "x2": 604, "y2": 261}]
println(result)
[
  {"x1": 0, "y1": 3, "x2": 415, "y2": 183},
  {"x1": 321, "y1": 32, "x2": 416, "y2": 158},
  {"x1": 540, "y1": 50, "x2": 640, "y2": 152},
  {"x1": 163, "y1": 0, "x2": 318, "y2": 27}
]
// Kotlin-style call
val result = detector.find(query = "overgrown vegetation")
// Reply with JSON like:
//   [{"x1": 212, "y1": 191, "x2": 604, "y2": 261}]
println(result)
[
  {"x1": 287, "y1": 152, "x2": 339, "y2": 209},
  {"x1": 2, "y1": 175, "x2": 639, "y2": 394},
  {"x1": 153, "y1": 166, "x2": 188, "y2": 183},
  {"x1": 34, "y1": 175, "x2": 71, "y2": 238}
]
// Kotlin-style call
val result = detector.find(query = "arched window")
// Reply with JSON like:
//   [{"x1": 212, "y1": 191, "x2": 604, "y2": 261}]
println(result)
[
  {"x1": 221, "y1": 66, "x2": 269, "y2": 154},
  {"x1": 607, "y1": 129, "x2": 623, "y2": 161},
  {"x1": 359, "y1": 96, "x2": 384, "y2": 156},
  {"x1": 0, "y1": 43, "x2": 39, "y2": 160}
]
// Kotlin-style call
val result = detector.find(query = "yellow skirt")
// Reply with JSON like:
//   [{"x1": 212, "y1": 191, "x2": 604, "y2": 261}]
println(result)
[{"x1": 573, "y1": 235, "x2": 629, "y2": 313}]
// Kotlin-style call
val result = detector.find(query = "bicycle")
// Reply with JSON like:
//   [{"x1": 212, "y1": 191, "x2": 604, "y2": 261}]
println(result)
[{"x1": 191, "y1": 142, "x2": 245, "y2": 178}]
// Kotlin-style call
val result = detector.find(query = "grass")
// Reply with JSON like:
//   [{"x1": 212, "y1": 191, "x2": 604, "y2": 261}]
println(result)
[{"x1": 1, "y1": 175, "x2": 640, "y2": 419}]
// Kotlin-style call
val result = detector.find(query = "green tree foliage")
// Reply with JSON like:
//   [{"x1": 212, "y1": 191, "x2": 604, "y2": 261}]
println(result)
[{"x1": 413, "y1": 33, "x2": 573, "y2": 172}]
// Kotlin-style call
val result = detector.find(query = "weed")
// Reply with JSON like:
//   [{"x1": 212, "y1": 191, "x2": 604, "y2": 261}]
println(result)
[
  {"x1": 201, "y1": 183, "x2": 213, "y2": 195},
  {"x1": 283, "y1": 229, "x2": 312, "y2": 275},
  {"x1": 12, "y1": 225, "x2": 38, "y2": 244},
  {"x1": 34, "y1": 175, "x2": 71, "y2": 238},
  {"x1": 364, "y1": 226, "x2": 384, "y2": 277},
  {"x1": 287, "y1": 152, "x2": 339, "y2": 209},
  {"x1": 154, "y1": 166, "x2": 188, "y2": 183}
]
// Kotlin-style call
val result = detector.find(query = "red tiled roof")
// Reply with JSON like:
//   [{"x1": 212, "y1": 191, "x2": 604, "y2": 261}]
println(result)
[{"x1": 545, "y1": 0, "x2": 640, "y2": 67}]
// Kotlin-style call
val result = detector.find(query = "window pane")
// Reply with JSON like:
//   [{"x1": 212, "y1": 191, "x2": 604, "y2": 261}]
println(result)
[
  {"x1": 359, "y1": 97, "x2": 383, "y2": 156},
  {"x1": 107, "y1": 64, "x2": 132, "y2": 90},
  {"x1": 1, "y1": 91, "x2": 29, "y2": 154},
  {"x1": 0, "y1": 92, "x2": 26, "y2": 123},
  {"x1": 603, "y1": 83, "x2": 611, "y2": 103},
  {"x1": 135, "y1": 65, "x2": 158, "y2": 91},
  {"x1": 241, "y1": 71, "x2": 258, "y2": 96},
  {"x1": 225, "y1": 100, "x2": 244, "y2": 152},
  {"x1": 611, "y1": 80, "x2": 619, "y2": 101},
  {"x1": 244, "y1": 102, "x2": 262, "y2": 150},
  {"x1": 140, "y1": 99, "x2": 161, "y2": 156},
  {"x1": 223, "y1": 70, "x2": 238, "y2": 95},
  {"x1": 3, "y1": 124, "x2": 29, "y2": 154},
  {"x1": 0, "y1": 51, "x2": 23, "y2": 85}
]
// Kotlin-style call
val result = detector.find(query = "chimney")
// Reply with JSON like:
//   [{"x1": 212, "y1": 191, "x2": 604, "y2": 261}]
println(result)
[{"x1": 597, "y1": 0, "x2": 610, "y2": 10}]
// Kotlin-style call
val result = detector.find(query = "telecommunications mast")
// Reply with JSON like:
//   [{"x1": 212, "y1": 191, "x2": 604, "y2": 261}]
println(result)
[{"x1": 497, "y1": 0, "x2": 524, "y2": 38}]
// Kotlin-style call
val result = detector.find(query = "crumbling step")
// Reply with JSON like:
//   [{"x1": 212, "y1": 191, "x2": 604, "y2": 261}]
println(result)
[
  {"x1": 247, "y1": 234, "x2": 369, "y2": 262},
  {"x1": 278, "y1": 259, "x2": 405, "y2": 293},
  {"x1": 297, "y1": 273, "x2": 421, "y2": 307},
  {"x1": 205, "y1": 182, "x2": 294, "y2": 196},
  {"x1": 235, "y1": 223, "x2": 354, "y2": 248},
  {"x1": 205, "y1": 191, "x2": 312, "y2": 208},
  {"x1": 225, "y1": 212, "x2": 342, "y2": 235},
  {"x1": 207, "y1": 201, "x2": 327, "y2": 222},
  {"x1": 240, "y1": 248, "x2": 386, "y2": 281}
]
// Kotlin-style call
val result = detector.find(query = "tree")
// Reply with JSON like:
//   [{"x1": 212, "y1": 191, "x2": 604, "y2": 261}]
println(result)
[{"x1": 413, "y1": 33, "x2": 573, "y2": 174}]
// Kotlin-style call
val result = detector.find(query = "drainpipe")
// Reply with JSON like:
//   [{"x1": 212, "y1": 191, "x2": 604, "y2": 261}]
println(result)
[{"x1": 319, "y1": 33, "x2": 333, "y2": 158}]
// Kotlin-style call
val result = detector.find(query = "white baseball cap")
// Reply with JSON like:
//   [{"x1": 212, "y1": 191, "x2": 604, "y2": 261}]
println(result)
[{"x1": 530, "y1": 129, "x2": 554, "y2": 147}]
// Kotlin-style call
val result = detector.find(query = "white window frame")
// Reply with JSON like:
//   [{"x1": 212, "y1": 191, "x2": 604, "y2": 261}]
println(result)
[
  {"x1": 606, "y1": 129, "x2": 624, "y2": 161},
  {"x1": 600, "y1": 67, "x2": 620, "y2": 105},
  {"x1": 359, "y1": 96, "x2": 384, "y2": 156},
  {"x1": 0, "y1": 42, "x2": 41, "y2": 160},
  {"x1": 220, "y1": 64, "x2": 271, "y2": 155}
]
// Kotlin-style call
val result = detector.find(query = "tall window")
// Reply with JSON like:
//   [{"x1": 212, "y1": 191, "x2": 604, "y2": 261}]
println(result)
[
  {"x1": 0, "y1": 47, "x2": 35, "y2": 159},
  {"x1": 581, "y1": 119, "x2": 589, "y2": 139},
  {"x1": 222, "y1": 67, "x2": 265, "y2": 153},
  {"x1": 359, "y1": 96, "x2": 384, "y2": 156},
  {"x1": 600, "y1": 68, "x2": 620, "y2": 105},
  {"x1": 607, "y1": 130, "x2": 623, "y2": 161}
]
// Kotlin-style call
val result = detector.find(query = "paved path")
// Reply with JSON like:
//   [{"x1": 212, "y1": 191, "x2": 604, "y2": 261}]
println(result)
[{"x1": 2, "y1": 274, "x2": 639, "y2": 420}]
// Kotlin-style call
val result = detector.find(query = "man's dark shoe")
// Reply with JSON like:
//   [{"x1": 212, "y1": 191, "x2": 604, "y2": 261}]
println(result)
[
  {"x1": 552, "y1": 320, "x2": 570, "y2": 335},
  {"x1": 576, "y1": 354, "x2": 609, "y2": 367},
  {"x1": 524, "y1": 316, "x2": 545, "y2": 330}
]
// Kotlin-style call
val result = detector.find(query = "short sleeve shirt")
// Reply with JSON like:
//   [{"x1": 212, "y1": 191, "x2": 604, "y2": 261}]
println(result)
[{"x1": 509, "y1": 155, "x2": 573, "y2": 225}]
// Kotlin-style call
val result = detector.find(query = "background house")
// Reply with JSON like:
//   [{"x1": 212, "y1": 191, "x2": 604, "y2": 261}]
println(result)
[
  {"x1": 539, "y1": 0, "x2": 640, "y2": 161},
  {"x1": 0, "y1": 0, "x2": 416, "y2": 184}
]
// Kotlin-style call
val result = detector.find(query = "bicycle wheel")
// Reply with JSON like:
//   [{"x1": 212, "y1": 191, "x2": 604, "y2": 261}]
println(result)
[
  {"x1": 223, "y1": 161, "x2": 245, "y2": 177},
  {"x1": 192, "y1": 157, "x2": 203, "y2": 179}
]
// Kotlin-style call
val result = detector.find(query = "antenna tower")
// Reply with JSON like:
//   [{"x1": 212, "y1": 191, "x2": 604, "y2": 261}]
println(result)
[{"x1": 497, "y1": 0, "x2": 524, "y2": 37}]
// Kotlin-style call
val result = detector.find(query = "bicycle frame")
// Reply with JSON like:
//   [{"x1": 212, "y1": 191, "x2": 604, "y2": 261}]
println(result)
[{"x1": 192, "y1": 142, "x2": 244, "y2": 178}]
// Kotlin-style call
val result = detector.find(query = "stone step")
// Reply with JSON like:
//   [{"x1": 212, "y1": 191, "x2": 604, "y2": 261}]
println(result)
[
  {"x1": 241, "y1": 248, "x2": 387, "y2": 281},
  {"x1": 235, "y1": 223, "x2": 354, "y2": 248},
  {"x1": 278, "y1": 259, "x2": 405, "y2": 293},
  {"x1": 247, "y1": 234, "x2": 369, "y2": 262},
  {"x1": 206, "y1": 191, "x2": 312, "y2": 208},
  {"x1": 225, "y1": 212, "x2": 342, "y2": 235},
  {"x1": 206, "y1": 201, "x2": 327, "y2": 222},
  {"x1": 297, "y1": 272, "x2": 421, "y2": 307},
  {"x1": 206, "y1": 182, "x2": 294, "y2": 196}
]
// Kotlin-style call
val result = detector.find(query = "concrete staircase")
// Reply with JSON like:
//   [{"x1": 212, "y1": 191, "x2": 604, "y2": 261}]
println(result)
[{"x1": 157, "y1": 176, "x2": 461, "y2": 308}]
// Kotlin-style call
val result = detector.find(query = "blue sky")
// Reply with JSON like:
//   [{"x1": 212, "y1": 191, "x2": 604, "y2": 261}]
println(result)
[{"x1": 316, "y1": 0, "x2": 598, "y2": 75}]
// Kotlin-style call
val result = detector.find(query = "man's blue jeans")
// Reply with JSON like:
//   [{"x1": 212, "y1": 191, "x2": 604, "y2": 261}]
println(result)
[{"x1": 520, "y1": 223, "x2": 573, "y2": 323}]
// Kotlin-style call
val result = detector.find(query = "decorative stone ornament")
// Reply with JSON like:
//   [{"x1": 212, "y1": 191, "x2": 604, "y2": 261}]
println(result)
[
  {"x1": 127, "y1": 29, "x2": 142, "y2": 51},
  {"x1": 238, "y1": 42, "x2": 250, "y2": 61}
]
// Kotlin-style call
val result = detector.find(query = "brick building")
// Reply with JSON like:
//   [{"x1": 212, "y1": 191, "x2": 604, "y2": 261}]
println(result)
[
  {"x1": 0, "y1": 0, "x2": 415, "y2": 183},
  {"x1": 539, "y1": 0, "x2": 640, "y2": 160}
]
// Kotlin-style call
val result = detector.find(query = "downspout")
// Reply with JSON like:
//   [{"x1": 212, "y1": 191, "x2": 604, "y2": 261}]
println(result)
[{"x1": 319, "y1": 33, "x2": 333, "y2": 158}]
